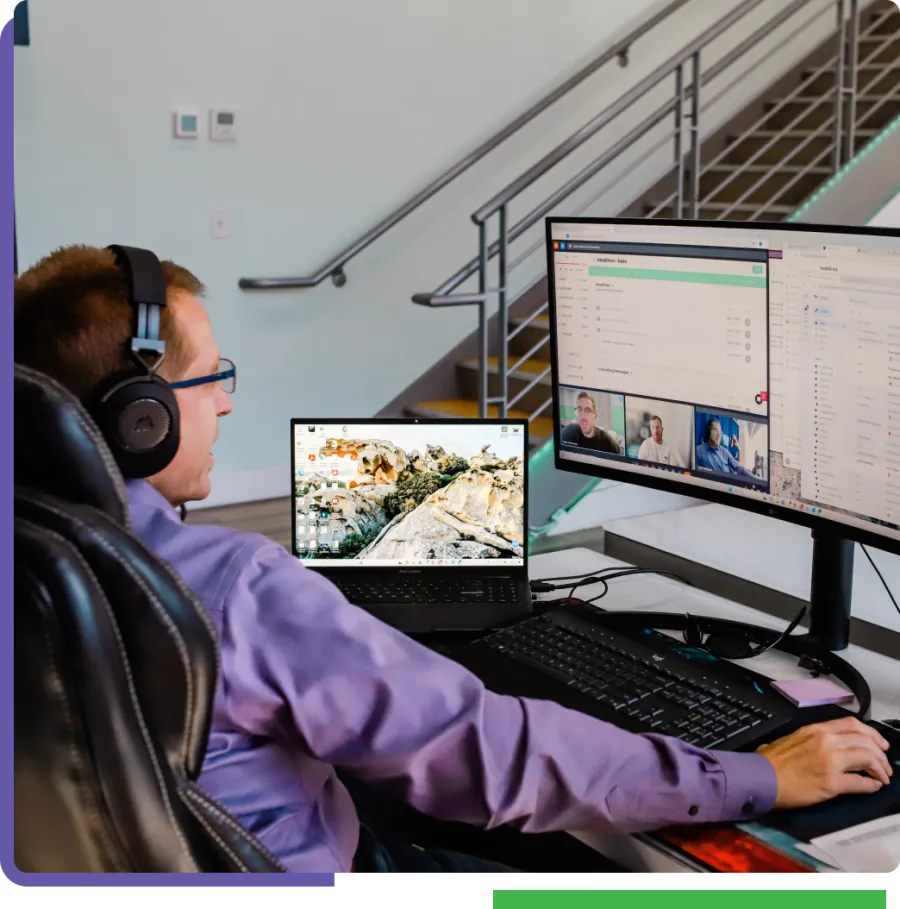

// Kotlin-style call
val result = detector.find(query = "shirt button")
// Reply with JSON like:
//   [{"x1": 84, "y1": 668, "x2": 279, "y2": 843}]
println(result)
[{"x1": 688, "y1": 805, "x2": 699, "y2": 816}]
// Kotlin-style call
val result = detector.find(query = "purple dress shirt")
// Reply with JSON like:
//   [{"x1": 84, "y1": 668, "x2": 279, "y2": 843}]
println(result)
[{"x1": 125, "y1": 479, "x2": 778, "y2": 873}]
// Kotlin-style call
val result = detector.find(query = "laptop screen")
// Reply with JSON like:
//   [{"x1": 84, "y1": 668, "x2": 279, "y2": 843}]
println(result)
[{"x1": 291, "y1": 420, "x2": 527, "y2": 568}]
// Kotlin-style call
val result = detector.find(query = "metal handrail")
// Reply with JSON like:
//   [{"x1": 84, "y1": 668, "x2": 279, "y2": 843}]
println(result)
[
  {"x1": 237, "y1": 0, "x2": 690, "y2": 291},
  {"x1": 418, "y1": 0, "x2": 824, "y2": 303},
  {"x1": 415, "y1": 0, "x2": 884, "y2": 418},
  {"x1": 650, "y1": 5, "x2": 897, "y2": 217},
  {"x1": 471, "y1": 0, "x2": 769, "y2": 224},
  {"x1": 501, "y1": 1, "x2": 836, "y2": 274}
]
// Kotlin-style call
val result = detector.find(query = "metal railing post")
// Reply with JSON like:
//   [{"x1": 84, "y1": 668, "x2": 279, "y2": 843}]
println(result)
[
  {"x1": 844, "y1": 0, "x2": 859, "y2": 164},
  {"x1": 689, "y1": 52, "x2": 702, "y2": 219},
  {"x1": 833, "y1": 0, "x2": 847, "y2": 172},
  {"x1": 478, "y1": 223, "x2": 489, "y2": 419},
  {"x1": 498, "y1": 206, "x2": 509, "y2": 417},
  {"x1": 674, "y1": 64, "x2": 685, "y2": 218}
]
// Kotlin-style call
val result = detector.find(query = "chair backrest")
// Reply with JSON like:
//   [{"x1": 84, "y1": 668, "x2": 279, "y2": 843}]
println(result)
[{"x1": 14, "y1": 364, "x2": 286, "y2": 873}]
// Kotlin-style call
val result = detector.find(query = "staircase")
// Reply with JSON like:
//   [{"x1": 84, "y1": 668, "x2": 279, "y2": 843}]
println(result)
[
  {"x1": 400, "y1": 0, "x2": 900, "y2": 452},
  {"x1": 239, "y1": 1, "x2": 900, "y2": 459}
]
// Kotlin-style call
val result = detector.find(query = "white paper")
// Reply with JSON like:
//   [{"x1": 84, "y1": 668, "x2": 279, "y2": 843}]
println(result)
[
  {"x1": 794, "y1": 843, "x2": 842, "y2": 871},
  {"x1": 809, "y1": 813, "x2": 900, "y2": 873}
]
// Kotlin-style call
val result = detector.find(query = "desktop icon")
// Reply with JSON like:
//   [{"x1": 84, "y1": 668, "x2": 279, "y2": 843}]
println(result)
[
  {"x1": 308, "y1": 426, "x2": 315, "y2": 432},
  {"x1": 308, "y1": 454, "x2": 316, "y2": 461}
]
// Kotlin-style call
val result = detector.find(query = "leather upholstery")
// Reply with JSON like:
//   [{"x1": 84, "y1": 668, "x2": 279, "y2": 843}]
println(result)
[{"x1": 14, "y1": 365, "x2": 285, "y2": 873}]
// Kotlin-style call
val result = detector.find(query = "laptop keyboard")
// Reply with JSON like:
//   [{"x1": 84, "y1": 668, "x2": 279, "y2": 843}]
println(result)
[
  {"x1": 482, "y1": 614, "x2": 777, "y2": 749},
  {"x1": 332, "y1": 577, "x2": 520, "y2": 605}
]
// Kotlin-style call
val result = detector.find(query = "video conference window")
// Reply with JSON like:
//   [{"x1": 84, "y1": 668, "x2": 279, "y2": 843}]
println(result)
[
  {"x1": 694, "y1": 410, "x2": 769, "y2": 485},
  {"x1": 559, "y1": 388, "x2": 625, "y2": 455},
  {"x1": 625, "y1": 398, "x2": 693, "y2": 469}
]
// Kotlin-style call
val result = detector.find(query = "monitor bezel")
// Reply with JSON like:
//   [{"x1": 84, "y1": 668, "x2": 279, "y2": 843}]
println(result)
[
  {"x1": 288, "y1": 417, "x2": 530, "y2": 570},
  {"x1": 544, "y1": 215, "x2": 900, "y2": 557}
]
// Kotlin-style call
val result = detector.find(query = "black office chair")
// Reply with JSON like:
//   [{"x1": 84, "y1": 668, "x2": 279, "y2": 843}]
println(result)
[{"x1": 13, "y1": 364, "x2": 286, "y2": 873}]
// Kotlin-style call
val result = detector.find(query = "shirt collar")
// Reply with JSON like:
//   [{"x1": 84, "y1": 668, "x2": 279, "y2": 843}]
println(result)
[{"x1": 125, "y1": 478, "x2": 182, "y2": 520}]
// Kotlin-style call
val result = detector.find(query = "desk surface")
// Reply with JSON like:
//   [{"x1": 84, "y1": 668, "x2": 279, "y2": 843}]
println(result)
[
  {"x1": 528, "y1": 547, "x2": 900, "y2": 873},
  {"x1": 601, "y1": 502, "x2": 900, "y2": 635}
]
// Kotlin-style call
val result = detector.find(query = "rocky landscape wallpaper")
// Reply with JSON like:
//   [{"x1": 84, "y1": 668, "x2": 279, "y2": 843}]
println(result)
[{"x1": 293, "y1": 435, "x2": 525, "y2": 562}]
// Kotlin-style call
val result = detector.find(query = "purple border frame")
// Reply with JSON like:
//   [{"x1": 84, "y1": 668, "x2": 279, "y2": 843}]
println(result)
[{"x1": 1, "y1": 20, "x2": 331, "y2": 886}]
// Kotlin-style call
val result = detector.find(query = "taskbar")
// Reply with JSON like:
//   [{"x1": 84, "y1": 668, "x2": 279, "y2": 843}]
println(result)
[
  {"x1": 296, "y1": 557, "x2": 526, "y2": 567},
  {"x1": 559, "y1": 446, "x2": 768, "y2": 493}
]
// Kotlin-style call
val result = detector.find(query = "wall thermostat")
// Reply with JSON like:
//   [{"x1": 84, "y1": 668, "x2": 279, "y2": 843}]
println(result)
[
  {"x1": 210, "y1": 109, "x2": 237, "y2": 141},
  {"x1": 173, "y1": 110, "x2": 200, "y2": 139}
]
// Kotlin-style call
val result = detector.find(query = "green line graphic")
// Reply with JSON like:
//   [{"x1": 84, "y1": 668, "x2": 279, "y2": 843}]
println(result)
[{"x1": 588, "y1": 266, "x2": 766, "y2": 288}]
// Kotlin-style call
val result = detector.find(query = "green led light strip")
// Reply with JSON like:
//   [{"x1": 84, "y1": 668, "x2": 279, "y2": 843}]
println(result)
[{"x1": 788, "y1": 113, "x2": 900, "y2": 222}]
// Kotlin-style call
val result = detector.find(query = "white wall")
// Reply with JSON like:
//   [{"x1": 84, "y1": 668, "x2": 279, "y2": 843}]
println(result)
[
  {"x1": 870, "y1": 189, "x2": 900, "y2": 226},
  {"x1": 14, "y1": 0, "x2": 854, "y2": 506}
]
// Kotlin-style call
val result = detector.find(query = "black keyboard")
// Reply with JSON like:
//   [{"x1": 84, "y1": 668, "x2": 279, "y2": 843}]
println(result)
[
  {"x1": 333, "y1": 576, "x2": 520, "y2": 605},
  {"x1": 461, "y1": 609, "x2": 793, "y2": 751}
]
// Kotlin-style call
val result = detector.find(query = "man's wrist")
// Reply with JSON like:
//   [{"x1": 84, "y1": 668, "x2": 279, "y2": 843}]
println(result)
[{"x1": 711, "y1": 750, "x2": 779, "y2": 821}]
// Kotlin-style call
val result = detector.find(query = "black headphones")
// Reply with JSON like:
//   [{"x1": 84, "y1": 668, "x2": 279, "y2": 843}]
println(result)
[{"x1": 88, "y1": 245, "x2": 180, "y2": 478}]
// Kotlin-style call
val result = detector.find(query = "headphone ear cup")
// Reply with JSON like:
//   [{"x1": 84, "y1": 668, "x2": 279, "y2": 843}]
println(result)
[{"x1": 91, "y1": 373, "x2": 180, "y2": 478}]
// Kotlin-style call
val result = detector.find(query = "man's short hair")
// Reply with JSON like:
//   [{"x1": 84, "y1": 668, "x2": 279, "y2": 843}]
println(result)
[
  {"x1": 576, "y1": 392, "x2": 597, "y2": 412},
  {"x1": 15, "y1": 244, "x2": 205, "y2": 403},
  {"x1": 650, "y1": 414, "x2": 663, "y2": 426}
]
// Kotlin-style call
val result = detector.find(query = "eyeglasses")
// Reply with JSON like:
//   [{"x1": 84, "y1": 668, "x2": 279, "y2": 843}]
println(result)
[
  {"x1": 169, "y1": 357, "x2": 236, "y2": 394},
  {"x1": 574, "y1": 406, "x2": 596, "y2": 415},
  {"x1": 683, "y1": 605, "x2": 807, "y2": 660}
]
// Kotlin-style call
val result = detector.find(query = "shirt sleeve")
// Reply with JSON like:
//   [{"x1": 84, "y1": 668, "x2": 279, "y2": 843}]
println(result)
[
  {"x1": 726, "y1": 450, "x2": 756, "y2": 478},
  {"x1": 217, "y1": 540, "x2": 779, "y2": 835}
]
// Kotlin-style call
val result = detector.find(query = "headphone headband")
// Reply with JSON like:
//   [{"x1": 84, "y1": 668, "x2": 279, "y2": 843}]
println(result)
[
  {"x1": 107, "y1": 244, "x2": 169, "y2": 373},
  {"x1": 88, "y1": 245, "x2": 180, "y2": 479}
]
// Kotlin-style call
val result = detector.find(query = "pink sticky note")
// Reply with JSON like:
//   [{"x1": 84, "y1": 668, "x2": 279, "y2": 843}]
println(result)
[{"x1": 771, "y1": 678, "x2": 854, "y2": 708}]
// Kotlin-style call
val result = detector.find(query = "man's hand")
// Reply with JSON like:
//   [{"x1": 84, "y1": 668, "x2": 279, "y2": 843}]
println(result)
[{"x1": 756, "y1": 717, "x2": 893, "y2": 810}]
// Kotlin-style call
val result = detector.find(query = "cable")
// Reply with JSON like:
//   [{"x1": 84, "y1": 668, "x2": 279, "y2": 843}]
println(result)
[
  {"x1": 581, "y1": 568, "x2": 693, "y2": 604},
  {"x1": 861, "y1": 544, "x2": 900, "y2": 619},
  {"x1": 531, "y1": 566, "x2": 693, "y2": 601}
]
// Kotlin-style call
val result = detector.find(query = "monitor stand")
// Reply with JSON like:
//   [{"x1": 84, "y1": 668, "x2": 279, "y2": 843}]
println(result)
[{"x1": 806, "y1": 526, "x2": 853, "y2": 651}]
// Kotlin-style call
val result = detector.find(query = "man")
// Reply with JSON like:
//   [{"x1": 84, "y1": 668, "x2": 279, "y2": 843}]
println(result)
[
  {"x1": 560, "y1": 392, "x2": 621, "y2": 453},
  {"x1": 14, "y1": 246, "x2": 893, "y2": 874},
  {"x1": 637, "y1": 415, "x2": 685, "y2": 467},
  {"x1": 696, "y1": 418, "x2": 757, "y2": 479}
]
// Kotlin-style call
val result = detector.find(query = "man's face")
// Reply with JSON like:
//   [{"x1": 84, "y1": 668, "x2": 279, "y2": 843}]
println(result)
[
  {"x1": 150, "y1": 292, "x2": 232, "y2": 506},
  {"x1": 650, "y1": 418, "x2": 663, "y2": 443},
  {"x1": 576, "y1": 399, "x2": 597, "y2": 433},
  {"x1": 709, "y1": 421, "x2": 722, "y2": 447}
]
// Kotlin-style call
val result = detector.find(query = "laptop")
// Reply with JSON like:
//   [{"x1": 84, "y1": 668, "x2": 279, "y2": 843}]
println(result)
[{"x1": 289, "y1": 418, "x2": 533, "y2": 632}]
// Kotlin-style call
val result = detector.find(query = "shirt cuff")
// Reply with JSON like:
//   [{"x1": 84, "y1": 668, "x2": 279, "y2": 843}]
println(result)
[{"x1": 710, "y1": 750, "x2": 779, "y2": 822}]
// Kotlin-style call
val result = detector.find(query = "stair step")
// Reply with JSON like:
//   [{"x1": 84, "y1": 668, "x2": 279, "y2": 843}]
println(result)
[
  {"x1": 647, "y1": 200, "x2": 795, "y2": 220},
  {"x1": 461, "y1": 356, "x2": 552, "y2": 380},
  {"x1": 698, "y1": 163, "x2": 830, "y2": 206},
  {"x1": 763, "y1": 95, "x2": 900, "y2": 131},
  {"x1": 725, "y1": 129, "x2": 879, "y2": 165},
  {"x1": 511, "y1": 313, "x2": 550, "y2": 330},
  {"x1": 457, "y1": 357, "x2": 553, "y2": 412},
  {"x1": 870, "y1": 11, "x2": 900, "y2": 36},
  {"x1": 800, "y1": 64, "x2": 900, "y2": 96},
  {"x1": 407, "y1": 399, "x2": 554, "y2": 442},
  {"x1": 858, "y1": 34, "x2": 900, "y2": 65}
]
